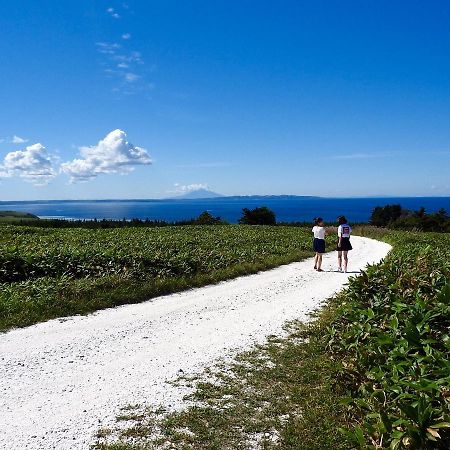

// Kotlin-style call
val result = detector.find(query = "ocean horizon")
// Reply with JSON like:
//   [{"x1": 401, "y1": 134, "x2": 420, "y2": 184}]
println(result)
[{"x1": 1, "y1": 196, "x2": 450, "y2": 223}]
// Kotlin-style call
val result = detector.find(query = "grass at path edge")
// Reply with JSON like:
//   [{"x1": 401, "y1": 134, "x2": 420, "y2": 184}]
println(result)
[{"x1": 1, "y1": 251, "x2": 312, "y2": 332}]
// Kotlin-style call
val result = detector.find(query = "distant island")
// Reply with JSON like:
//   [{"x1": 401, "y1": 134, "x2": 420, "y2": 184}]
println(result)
[
  {"x1": 167, "y1": 192, "x2": 320, "y2": 201},
  {"x1": 169, "y1": 188, "x2": 224, "y2": 200}
]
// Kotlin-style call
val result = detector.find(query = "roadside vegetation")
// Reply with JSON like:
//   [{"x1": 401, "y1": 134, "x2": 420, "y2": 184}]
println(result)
[
  {"x1": 95, "y1": 229, "x2": 450, "y2": 450},
  {"x1": 370, "y1": 204, "x2": 450, "y2": 232},
  {"x1": 0, "y1": 223, "x2": 319, "y2": 331},
  {"x1": 0, "y1": 210, "x2": 227, "y2": 229}
]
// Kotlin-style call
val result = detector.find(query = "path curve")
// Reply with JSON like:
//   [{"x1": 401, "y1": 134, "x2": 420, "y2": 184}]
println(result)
[{"x1": 0, "y1": 236, "x2": 391, "y2": 449}]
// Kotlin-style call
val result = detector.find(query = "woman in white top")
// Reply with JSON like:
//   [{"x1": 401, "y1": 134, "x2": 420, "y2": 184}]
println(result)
[
  {"x1": 336, "y1": 215, "x2": 352, "y2": 273},
  {"x1": 312, "y1": 217, "x2": 326, "y2": 272}
]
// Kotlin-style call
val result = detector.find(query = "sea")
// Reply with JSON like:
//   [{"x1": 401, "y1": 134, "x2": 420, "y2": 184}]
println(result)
[{"x1": 1, "y1": 196, "x2": 450, "y2": 224}]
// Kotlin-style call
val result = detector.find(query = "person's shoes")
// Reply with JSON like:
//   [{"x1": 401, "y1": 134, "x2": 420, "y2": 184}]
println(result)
[
  {"x1": 314, "y1": 265, "x2": 317, "y2": 270},
  {"x1": 337, "y1": 267, "x2": 343, "y2": 272},
  {"x1": 317, "y1": 268, "x2": 324, "y2": 272}
]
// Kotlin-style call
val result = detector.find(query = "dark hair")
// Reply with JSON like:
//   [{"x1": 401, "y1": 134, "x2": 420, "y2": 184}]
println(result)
[
  {"x1": 314, "y1": 217, "x2": 324, "y2": 225},
  {"x1": 337, "y1": 216, "x2": 347, "y2": 225}
]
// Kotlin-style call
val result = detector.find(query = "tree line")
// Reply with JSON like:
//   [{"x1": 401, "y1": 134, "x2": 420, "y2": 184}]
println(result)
[
  {"x1": 370, "y1": 204, "x2": 450, "y2": 232},
  {"x1": 5, "y1": 204, "x2": 449, "y2": 231},
  {"x1": 0, "y1": 207, "x2": 276, "y2": 229}
]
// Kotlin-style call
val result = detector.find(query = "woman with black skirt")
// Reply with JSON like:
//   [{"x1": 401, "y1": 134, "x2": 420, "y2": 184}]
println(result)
[
  {"x1": 336, "y1": 216, "x2": 352, "y2": 273},
  {"x1": 312, "y1": 217, "x2": 326, "y2": 272}
]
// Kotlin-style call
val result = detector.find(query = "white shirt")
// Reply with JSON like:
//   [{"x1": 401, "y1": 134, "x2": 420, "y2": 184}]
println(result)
[
  {"x1": 338, "y1": 224, "x2": 352, "y2": 238},
  {"x1": 312, "y1": 225, "x2": 325, "y2": 239}
]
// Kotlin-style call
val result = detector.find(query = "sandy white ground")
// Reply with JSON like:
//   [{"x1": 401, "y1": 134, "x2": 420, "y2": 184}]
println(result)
[{"x1": 0, "y1": 236, "x2": 391, "y2": 450}]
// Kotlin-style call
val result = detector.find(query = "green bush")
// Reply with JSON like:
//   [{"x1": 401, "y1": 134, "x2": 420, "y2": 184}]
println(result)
[
  {"x1": 238, "y1": 206, "x2": 276, "y2": 225},
  {"x1": 327, "y1": 231, "x2": 450, "y2": 449},
  {"x1": 370, "y1": 205, "x2": 450, "y2": 232}
]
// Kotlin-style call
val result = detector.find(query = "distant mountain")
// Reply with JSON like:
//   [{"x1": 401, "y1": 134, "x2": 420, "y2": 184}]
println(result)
[{"x1": 171, "y1": 189, "x2": 224, "y2": 200}]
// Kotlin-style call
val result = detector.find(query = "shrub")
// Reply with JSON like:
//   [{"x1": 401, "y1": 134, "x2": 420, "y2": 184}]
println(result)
[
  {"x1": 238, "y1": 206, "x2": 276, "y2": 225},
  {"x1": 327, "y1": 231, "x2": 450, "y2": 448},
  {"x1": 370, "y1": 205, "x2": 450, "y2": 232}
]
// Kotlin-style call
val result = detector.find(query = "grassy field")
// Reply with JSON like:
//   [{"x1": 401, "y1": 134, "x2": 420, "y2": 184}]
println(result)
[
  {"x1": 0, "y1": 224, "x2": 319, "y2": 331},
  {"x1": 95, "y1": 229, "x2": 450, "y2": 450},
  {"x1": 0, "y1": 210, "x2": 39, "y2": 222}
]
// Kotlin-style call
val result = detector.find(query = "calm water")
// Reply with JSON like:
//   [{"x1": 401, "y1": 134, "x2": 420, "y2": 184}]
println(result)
[{"x1": 1, "y1": 197, "x2": 450, "y2": 223}]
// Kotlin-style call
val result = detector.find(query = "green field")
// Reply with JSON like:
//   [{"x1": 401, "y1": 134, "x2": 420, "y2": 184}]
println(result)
[
  {"x1": 95, "y1": 229, "x2": 450, "y2": 450},
  {"x1": 0, "y1": 224, "x2": 316, "y2": 331}
]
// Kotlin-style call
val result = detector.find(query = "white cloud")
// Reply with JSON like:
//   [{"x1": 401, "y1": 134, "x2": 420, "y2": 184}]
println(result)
[
  {"x1": 113, "y1": 51, "x2": 142, "y2": 64},
  {"x1": 106, "y1": 7, "x2": 120, "y2": 18},
  {"x1": 61, "y1": 129, "x2": 152, "y2": 182},
  {"x1": 0, "y1": 143, "x2": 56, "y2": 185},
  {"x1": 96, "y1": 42, "x2": 121, "y2": 55},
  {"x1": 122, "y1": 33, "x2": 131, "y2": 40},
  {"x1": 12, "y1": 135, "x2": 28, "y2": 144},
  {"x1": 124, "y1": 72, "x2": 139, "y2": 82},
  {"x1": 96, "y1": 42, "x2": 148, "y2": 93},
  {"x1": 173, "y1": 183, "x2": 209, "y2": 193}
]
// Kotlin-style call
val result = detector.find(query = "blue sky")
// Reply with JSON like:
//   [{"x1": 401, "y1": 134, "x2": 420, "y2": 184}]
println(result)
[{"x1": 1, "y1": 0, "x2": 450, "y2": 200}]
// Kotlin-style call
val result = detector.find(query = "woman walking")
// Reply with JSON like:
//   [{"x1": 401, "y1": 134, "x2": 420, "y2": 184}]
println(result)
[
  {"x1": 312, "y1": 217, "x2": 326, "y2": 272},
  {"x1": 336, "y1": 216, "x2": 352, "y2": 272}
]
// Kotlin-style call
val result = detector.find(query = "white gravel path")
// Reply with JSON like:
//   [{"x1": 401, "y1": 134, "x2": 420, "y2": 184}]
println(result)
[{"x1": 0, "y1": 236, "x2": 391, "y2": 450}]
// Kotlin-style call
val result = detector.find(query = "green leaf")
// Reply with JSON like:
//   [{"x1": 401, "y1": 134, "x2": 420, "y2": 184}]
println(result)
[
  {"x1": 390, "y1": 315, "x2": 399, "y2": 330},
  {"x1": 429, "y1": 422, "x2": 450, "y2": 429}
]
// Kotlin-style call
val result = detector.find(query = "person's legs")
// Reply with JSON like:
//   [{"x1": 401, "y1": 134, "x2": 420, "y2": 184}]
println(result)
[
  {"x1": 314, "y1": 252, "x2": 318, "y2": 269},
  {"x1": 317, "y1": 253, "x2": 323, "y2": 271},
  {"x1": 337, "y1": 251, "x2": 342, "y2": 271},
  {"x1": 343, "y1": 251, "x2": 348, "y2": 273}
]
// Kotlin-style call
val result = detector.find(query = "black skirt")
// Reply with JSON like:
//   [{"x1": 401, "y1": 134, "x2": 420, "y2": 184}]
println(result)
[
  {"x1": 337, "y1": 237, "x2": 352, "y2": 251},
  {"x1": 313, "y1": 238, "x2": 326, "y2": 253}
]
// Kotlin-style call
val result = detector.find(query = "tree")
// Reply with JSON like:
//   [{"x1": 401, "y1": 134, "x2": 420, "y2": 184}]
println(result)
[
  {"x1": 373, "y1": 204, "x2": 450, "y2": 232},
  {"x1": 370, "y1": 204, "x2": 402, "y2": 227},
  {"x1": 194, "y1": 211, "x2": 224, "y2": 225},
  {"x1": 414, "y1": 207, "x2": 426, "y2": 218},
  {"x1": 238, "y1": 206, "x2": 276, "y2": 225}
]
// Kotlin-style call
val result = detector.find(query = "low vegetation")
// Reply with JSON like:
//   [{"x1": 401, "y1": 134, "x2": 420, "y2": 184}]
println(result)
[
  {"x1": 370, "y1": 204, "x2": 450, "y2": 232},
  {"x1": 0, "y1": 211, "x2": 227, "y2": 229},
  {"x1": 333, "y1": 228, "x2": 450, "y2": 449},
  {"x1": 0, "y1": 224, "x2": 316, "y2": 331},
  {"x1": 0, "y1": 210, "x2": 39, "y2": 221},
  {"x1": 95, "y1": 229, "x2": 450, "y2": 449},
  {"x1": 238, "y1": 206, "x2": 277, "y2": 225}
]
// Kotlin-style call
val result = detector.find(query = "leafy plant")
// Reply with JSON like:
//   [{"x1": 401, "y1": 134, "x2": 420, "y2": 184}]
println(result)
[
  {"x1": 0, "y1": 224, "x2": 313, "y2": 330},
  {"x1": 238, "y1": 207, "x2": 277, "y2": 225},
  {"x1": 328, "y1": 231, "x2": 450, "y2": 449}
]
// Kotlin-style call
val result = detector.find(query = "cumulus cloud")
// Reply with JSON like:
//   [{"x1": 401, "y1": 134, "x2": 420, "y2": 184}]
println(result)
[
  {"x1": 12, "y1": 135, "x2": 28, "y2": 144},
  {"x1": 173, "y1": 183, "x2": 209, "y2": 193},
  {"x1": 122, "y1": 33, "x2": 131, "y2": 40},
  {"x1": 61, "y1": 129, "x2": 152, "y2": 182},
  {"x1": 0, "y1": 143, "x2": 56, "y2": 185}
]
